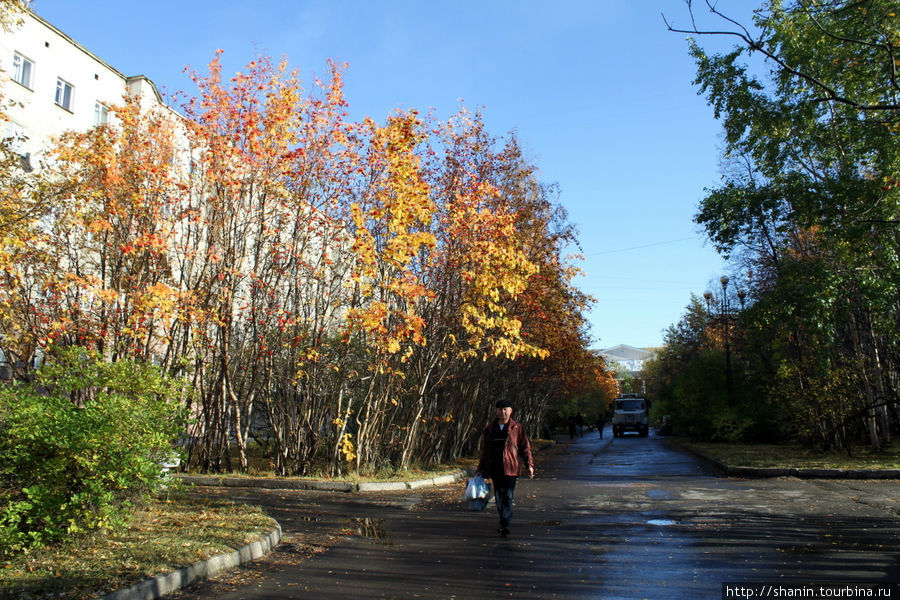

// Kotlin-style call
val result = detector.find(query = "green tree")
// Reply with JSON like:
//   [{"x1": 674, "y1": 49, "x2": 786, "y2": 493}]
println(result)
[{"x1": 670, "y1": 0, "x2": 900, "y2": 450}]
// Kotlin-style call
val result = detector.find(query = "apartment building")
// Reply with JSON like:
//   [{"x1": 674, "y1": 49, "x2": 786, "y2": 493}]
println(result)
[
  {"x1": 0, "y1": 8, "x2": 177, "y2": 374},
  {"x1": 0, "y1": 8, "x2": 168, "y2": 170}
]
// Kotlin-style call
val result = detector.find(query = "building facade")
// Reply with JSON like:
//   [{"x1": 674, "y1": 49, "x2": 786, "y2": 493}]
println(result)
[
  {"x1": 1, "y1": 9, "x2": 167, "y2": 170},
  {"x1": 597, "y1": 344, "x2": 659, "y2": 395},
  {"x1": 599, "y1": 344, "x2": 657, "y2": 374},
  {"x1": 1, "y1": 8, "x2": 173, "y2": 372}
]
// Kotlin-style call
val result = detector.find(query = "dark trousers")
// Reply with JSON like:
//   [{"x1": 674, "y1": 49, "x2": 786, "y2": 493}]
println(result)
[{"x1": 491, "y1": 472, "x2": 517, "y2": 528}]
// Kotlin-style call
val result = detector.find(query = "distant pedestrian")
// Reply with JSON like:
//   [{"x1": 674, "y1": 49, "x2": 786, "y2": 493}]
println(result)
[
  {"x1": 575, "y1": 413, "x2": 585, "y2": 437},
  {"x1": 567, "y1": 416, "x2": 576, "y2": 439},
  {"x1": 542, "y1": 423, "x2": 553, "y2": 439},
  {"x1": 597, "y1": 414, "x2": 605, "y2": 438},
  {"x1": 477, "y1": 400, "x2": 535, "y2": 537}
]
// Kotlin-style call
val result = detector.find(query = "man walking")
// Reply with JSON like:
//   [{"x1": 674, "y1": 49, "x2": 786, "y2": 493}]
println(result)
[{"x1": 477, "y1": 400, "x2": 535, "y2": 537}]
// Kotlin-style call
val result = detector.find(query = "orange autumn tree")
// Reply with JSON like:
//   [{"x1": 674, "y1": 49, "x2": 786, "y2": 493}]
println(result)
[
  {"x1": 181, "y1": 52, "x2": 359, "y2": 474},
  {"x1": 0, "y1": 94, "x2": 52, "y2": 374},
  {"x1": 379, "y1": 111, "x2": 559, "y2": 465},
  {"x1": 489, "y1": 142, "x2": 614, "y2": 428},
  {"x1": 7, "y1": 97, "x2": 190, "y2": 381}
]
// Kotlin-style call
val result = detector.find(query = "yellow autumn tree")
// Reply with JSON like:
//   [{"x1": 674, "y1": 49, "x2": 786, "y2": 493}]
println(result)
[{"x1": 344, "y1": 111, "x2": 437, "y2": 470}]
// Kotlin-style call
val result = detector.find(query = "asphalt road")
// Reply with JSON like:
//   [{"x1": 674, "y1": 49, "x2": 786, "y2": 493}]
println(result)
[{"x1": 173, "y1": 430, "x2": 900, "y2": 599}]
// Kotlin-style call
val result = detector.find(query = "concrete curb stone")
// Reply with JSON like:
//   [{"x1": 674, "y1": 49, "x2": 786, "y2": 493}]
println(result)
[
  {"x1": 356, "y1": 481, "x2": 410, "y2": 492},
  {"x1": 101, "y1": 522, "x2": 282, "y2": 600},
  {"x1": 431, "y1": 474, "x2": 459, "y2": 486},
  {"x1": 175, "y1": 439, "x2": 557, "y2": 493},
  {"x1": 177, "y1": 469, "x2": 471, "y2": 493},
  {"x1": 724, "y1": 466, "x2": 900, "y2": 479}
]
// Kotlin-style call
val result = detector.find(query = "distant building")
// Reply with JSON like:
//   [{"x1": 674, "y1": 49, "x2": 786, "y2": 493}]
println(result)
[
  {"x1": 596, "y1": 344, "x2": 658, "y2": 396},
  {"x1": 1, "y1": 9, "x2": 171, "y2": 170},
  {"x1": 597, "y1": 344, "x2": 657, "y2": 374}
]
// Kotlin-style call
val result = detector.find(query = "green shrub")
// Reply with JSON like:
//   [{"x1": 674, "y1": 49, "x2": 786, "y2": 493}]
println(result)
[{"x1": 0, "y1": 348, "x2": 187, "y2": 558}]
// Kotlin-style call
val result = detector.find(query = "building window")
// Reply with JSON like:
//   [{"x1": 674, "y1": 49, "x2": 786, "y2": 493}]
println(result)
[
  {"x1": 55, "y1": 78, "x2": 73, "y2": 111},
  {"x1": 94, "y1": 102, "x2": 109, "y2": 125},
  {"x1": 12, "y1": 53, "x2": 33, "y2": 89}
]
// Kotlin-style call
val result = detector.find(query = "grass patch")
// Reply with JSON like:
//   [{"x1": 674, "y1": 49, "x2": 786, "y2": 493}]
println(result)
[
  {"x1": 0, "y1": 493, "x2": 276, "y2": 600},
  {"x1": 677, "y1": 440, "x2": 900, "y2": 470}
]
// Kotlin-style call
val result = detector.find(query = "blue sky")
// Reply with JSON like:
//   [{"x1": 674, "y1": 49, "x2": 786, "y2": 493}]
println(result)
[{"x1": 29, "y1": 0, "x2": 753, "y2": 349}]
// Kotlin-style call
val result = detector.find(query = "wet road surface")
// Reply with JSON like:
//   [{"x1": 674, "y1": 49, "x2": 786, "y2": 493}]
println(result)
[{"x1": 174, "y1": 430, "x2": 900, "y2": 599}]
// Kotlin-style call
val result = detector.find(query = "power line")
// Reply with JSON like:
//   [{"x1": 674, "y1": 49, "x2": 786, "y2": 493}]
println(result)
[{"x1": 583, "y1": 237, "x2": 695, "y2": 256}]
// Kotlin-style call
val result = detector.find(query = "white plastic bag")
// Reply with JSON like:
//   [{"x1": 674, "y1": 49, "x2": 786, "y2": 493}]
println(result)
[
  {"x1": 465, "y1": 474, "x2": 492, "y2": 511},
  {"x1": 465, "y1": 474, "x2": 489, "y2": 500}
]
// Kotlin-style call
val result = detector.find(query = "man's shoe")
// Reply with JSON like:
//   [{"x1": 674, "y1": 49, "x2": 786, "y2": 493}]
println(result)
[{"x1": 500, "y1": 526, "x2": 510, "y2": 537}]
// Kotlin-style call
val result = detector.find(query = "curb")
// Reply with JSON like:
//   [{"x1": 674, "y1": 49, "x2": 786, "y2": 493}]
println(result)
[
  {"x1": 177, "y1": 470, "x2": 470, "y2": 492},
  {"x1": 667, "y1": 439, "x2": 900, "y2": 479},
  {"x1": 176, "y1": 475, "x2": 357, "y2": 492},
  {"x1": 101, "y1": 521, "x2": 282, "y2": 600},
  {"x1": 719, "y1": 465, "x2": 900, "y2": 479}
]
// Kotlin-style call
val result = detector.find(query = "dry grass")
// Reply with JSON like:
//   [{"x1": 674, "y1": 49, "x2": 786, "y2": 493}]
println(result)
[
  {"x1": 0, "y1": 493, "x2": 275, "y2": 600},
  {"x1": 677, "y1": 440, "x2": 900, "y2": 470}
]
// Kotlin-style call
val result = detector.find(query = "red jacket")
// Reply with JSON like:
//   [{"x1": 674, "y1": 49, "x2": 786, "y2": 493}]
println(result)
[{"x1": 477, "y1": 418, "x2": 533, "y2": 477}]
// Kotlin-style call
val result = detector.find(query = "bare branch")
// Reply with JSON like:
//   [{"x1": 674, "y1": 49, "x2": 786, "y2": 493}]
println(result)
[{"x1": 664, "y1": 0, "x2": 900, "y2": 112}]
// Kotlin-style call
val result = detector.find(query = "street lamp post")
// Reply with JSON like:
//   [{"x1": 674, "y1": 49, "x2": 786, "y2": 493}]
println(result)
[
  {"x1": 720, "y1": 276, "x2": 733, "y2": 405},
  {"x1": 703, "y1": 279, "x2": 735, "y2": 405}
]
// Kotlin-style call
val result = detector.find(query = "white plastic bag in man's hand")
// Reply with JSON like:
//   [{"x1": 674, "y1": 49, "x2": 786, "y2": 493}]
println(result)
[{"x1": 465, "y1": 474, "x2": 489, "y2": 499}]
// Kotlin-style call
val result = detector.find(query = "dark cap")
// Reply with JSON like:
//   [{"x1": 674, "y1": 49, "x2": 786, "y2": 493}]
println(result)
[{"x1": 495, "y1": 400, "x2": 513, "y2": 409}]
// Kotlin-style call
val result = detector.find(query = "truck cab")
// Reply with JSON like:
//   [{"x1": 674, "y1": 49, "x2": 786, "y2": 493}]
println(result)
[{"x1": 612, "y1": 394, "x2": 650, "y2": 437}]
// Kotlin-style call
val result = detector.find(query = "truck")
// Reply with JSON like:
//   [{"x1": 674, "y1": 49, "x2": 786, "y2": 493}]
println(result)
[{"x1": 611, "y1": 393, "x2": 650, "y2": 437}]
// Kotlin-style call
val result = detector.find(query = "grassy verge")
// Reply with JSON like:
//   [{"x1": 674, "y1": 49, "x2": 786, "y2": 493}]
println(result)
[
  {"x1": 0, "y1": 493, "x2": 276, "y2": 600},
  {"x1": 675, "y1": 440, "x2": 900, "y2": 470}
]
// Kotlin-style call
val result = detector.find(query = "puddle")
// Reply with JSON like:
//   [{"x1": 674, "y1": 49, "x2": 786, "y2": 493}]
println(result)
[
  {"x1": 646, "y1": 519, "x2": 677, "y2": 526},
  {"x1": 351, "y1": 517, "x2": 391, "y2": 542},
  {"x1": 594, "y1": 482, "x2": 652, "y2": 488},
  {"x1": 646, "y1": 489, "x2": 674, "y2": 499}
]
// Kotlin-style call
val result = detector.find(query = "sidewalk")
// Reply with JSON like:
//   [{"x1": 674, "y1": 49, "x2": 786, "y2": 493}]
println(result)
[
  {"x1": 102, "y1": 440, "x2": 565, "y2": 600},
  {"x1": 102, "y1": 470, "x2": 473, "y2": 600}
]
